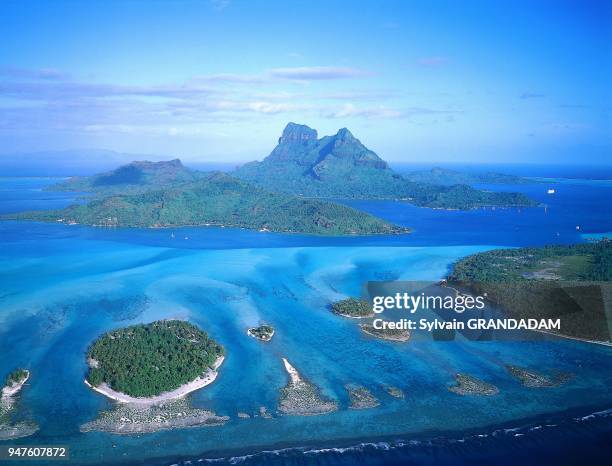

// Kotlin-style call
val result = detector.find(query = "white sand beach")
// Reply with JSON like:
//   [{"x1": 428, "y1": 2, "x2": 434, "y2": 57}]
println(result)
[
  {"x1": 1, "y1": 371, "x2": 30, "y2": 399},
  {"x1": 84, "y1": 356, "x2": 224, "y2": 405},
  {"x1": 282, "y1": 358, "x2": 302, "y2": 384}
]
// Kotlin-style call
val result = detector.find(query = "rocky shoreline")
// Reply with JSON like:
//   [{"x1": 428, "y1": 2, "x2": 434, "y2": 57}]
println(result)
[
  {"x1": 247, "y1": 325, "x2": 275, "y2": 342},
  {"x1": 80, "y1": 398, "x2": 229, "y2": 434},
  {"x1": 346, "y1": 384, "x2": 380, "y2": 409},
  {"x1": 448, "y1": 373, "x2": 499, "y2": 396},
  {"x1": 359, "y1": 323, "x2": 410, "y2": 342},
  {"x1": 506, "y1": 365, "x2": 574, "y2": 388},
  {"x1": 0, "y1": 370, "x2": 39, "y2": 440},
  {"x1": 383, "y1": 385, "x2": 405, "y2": 398},
  {"x1": 278, "y1": 358, "x2": 338, "y2": 416}
]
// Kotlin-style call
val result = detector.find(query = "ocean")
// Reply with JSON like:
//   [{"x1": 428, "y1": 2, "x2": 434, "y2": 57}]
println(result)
[{"x1": 0, "y1": 170, "x2": 611, "y2": 465}]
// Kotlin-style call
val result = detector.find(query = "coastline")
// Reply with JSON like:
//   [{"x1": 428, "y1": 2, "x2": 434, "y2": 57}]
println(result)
[
  {"x1": 533, "y1": 328, "x2": 612, "y2": 347},
  {"x1": 443, "y1": 281, "x2": 612, "y2": 347},
  {"x1": 85, "y1": 356, "x2": 224, "y2": 405},
  {"x1": 125, "y1": 403, "x2": 612, "y2": 466},
  {"x1": 334, "y1": 311, "x2": 374, "y2": 319},
  {"x1": 282, "y1": 358, "x2": 301, "y2": 384},
  {"x1": 247, "y1": 327, "x2": 275, "y2": 341},
  {"x1": 1, "y1": 371, "x2": 30, "y2": 399},
  {"x1": 359, "y1": 323, "x2": 410, "y2": 342},
  {"x1": 278, "y1": 358, "x2": 338, "y2": 416},
  {"x1": 0, "y1": 370, "x2": 38, "y2": 440}
]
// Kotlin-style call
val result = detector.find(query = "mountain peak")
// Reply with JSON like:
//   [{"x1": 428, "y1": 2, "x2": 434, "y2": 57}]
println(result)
[
  {"x1": 279, "y1": 123, "x2": 318, "y2": 145},
  {"x1": 335, "y1": 127, "x2": 355, "y2": 141}
]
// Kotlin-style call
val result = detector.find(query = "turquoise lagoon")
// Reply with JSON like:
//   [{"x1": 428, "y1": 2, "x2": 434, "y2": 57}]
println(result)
[{"x1": 0, "y1": 176, "x2": 611, "y2": 465}]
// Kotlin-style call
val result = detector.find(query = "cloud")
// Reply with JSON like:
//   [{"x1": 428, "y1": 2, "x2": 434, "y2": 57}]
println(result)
[
  {"x1": 0, "y1": 66, "x2": 415, "y2": 139},
  {"x1": 0, "y1": 66, "x2": 68, "y2": 80},
  {"x1": 269, "y1": 66, "x2": 371, "y2": 80},
  {"x1": 185, "y1": 67, "x2": 373, "y2": 85},
  {"x1": 322, "y1": 104, "x2": 459, "y2": 120},
  {"x1": 519, "y1": 92, "x2": 546, "y2": 99},
  {"x1": 416, "y1": 56, "x2": 448, "y2": 67},
  {"x1": 321, "y1": 89, "x2": 398, "y2": 100},
  {"x1": 190, "y1": 73, "x2": 265, "y2": 84},
  {"x1": 323, "y1": 103, "x2": 402, "y2": 119},
  {"x1": 0, "y1": 80, "x2": 218, "y2": 101}
]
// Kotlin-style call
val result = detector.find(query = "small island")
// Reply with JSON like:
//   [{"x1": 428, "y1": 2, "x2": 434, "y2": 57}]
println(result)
[
  {"x1": 346, "y1": 384, "x2": 380, "y2": 409},
  {"x1": 506, "y1": 365, "x2": 573, "y2": 388},
  {"x1": 383, "y1": 385, "x2": 405, "y2": 399},
  {"x1": 448, "y1": 373, "x2": 499, "y2": 396},
  {"x1": 2, "y1": 369, "x2": 29, "y2": 398},
  {"x1": 85, "y1": 320, "x2": 224, "y2": 403},
  {"x1": 278, "y1": 358, "x2": 338, "y2": 416},
  {"x1": 331, "y1": 298, "x2": 374, "y2": 318},
  {"x1": 359, "y1": 323, "x2": 410, "y2": 342},
  {"x1": 247, "y1": 325, "x2": 275, "y2": 342},
  {"x1": 1, "y1": 369, "x2": 38, "y2": 441}
]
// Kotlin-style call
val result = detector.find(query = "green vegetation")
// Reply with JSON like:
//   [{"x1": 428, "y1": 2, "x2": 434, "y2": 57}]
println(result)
[
  {"x1": 247, "y1": 325, "x2": 275, "y2": 341},
  {"x1": 47, "y1": 159, "x2": 204, "y2": 196},
  {"x1": 86, "y1": 320, "x2": 224, "y2": 398},
  {"x1": 450, "y1": 241, "x2": 612, "y2": 282},
  {"x1": 448, "y1": 241, "x2": 612, "y2": 342},
  {"x1": 7, "y1": 171, "x2": 409, "y2": 236},
  {"x1": 4, "y1": 369, "x2": 28, "y2": 387},
  {"x1": 359, "y1": 323, "x2": 410, "y2": 341},
  {"x1": 402, "y1": 167, "x2": 532, "y2": 186},
  {"x1": 331, "y1": 298, "x2": 373, "y2": 318},
  {"x1": 234, "y1": 123, "x2": 537, "y2": 209}
]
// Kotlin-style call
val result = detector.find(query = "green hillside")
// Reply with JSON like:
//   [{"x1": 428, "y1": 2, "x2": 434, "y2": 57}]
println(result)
[
  {"x1": 47, "y1": 159, "x2": 204, "y2": 195},
  {"x1": 403, "y1": 166, "x2": 532, "y2": 186},
  {"x1": 448, "y1": 241, "x2": 612, "y2": 342},
  {"x1": 8, "y1": 171, "x2": 409, "y2": 236},
  {"x1": 234, "y1": 123, "x2": 537, "y2": 209}
]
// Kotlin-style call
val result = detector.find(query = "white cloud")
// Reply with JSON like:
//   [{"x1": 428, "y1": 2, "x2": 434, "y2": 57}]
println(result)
[{"x1": 269, "y1": 66, "x2": 371, "y2": 80}]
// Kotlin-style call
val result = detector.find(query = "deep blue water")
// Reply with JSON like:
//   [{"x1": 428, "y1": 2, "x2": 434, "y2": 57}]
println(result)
[{"x1": 0, "y1": 173, "x2": 611, "y2": 466}]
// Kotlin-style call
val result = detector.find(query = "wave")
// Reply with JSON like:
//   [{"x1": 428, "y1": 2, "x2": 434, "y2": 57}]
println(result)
[{"x1": 170, "y1": 406, "x2": 612, "y2": 466}]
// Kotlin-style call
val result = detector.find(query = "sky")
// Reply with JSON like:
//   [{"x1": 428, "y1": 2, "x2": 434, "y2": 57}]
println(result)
[{"x1": 0, "y1": 0, "x2": 610, "y2": 165}]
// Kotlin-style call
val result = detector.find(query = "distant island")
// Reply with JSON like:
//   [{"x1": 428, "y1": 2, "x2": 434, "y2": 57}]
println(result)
[
  {"x1": 247, "y1": 325, "x2": 275, "y2": 342},
  {"x1": 3, "y1": 124, "x2": 539, "y2": 234},
  {"x1": 331, "y1": 297, "x2": 374, "y2": 318},
  {"x1": 46, "y1": 159, "x2": 204, "y2": 196},
  {"x1": 85, "y1": 320, "x2": 224, "y2": 402},
  {"x1": 402, "y1": 166, "x2": 532, "y2": 186},
  {"x1": 235, "y1": 123, "x2": 537, "y2": 209},
  {"x1": 448, "y1": 241, "x2": 612, "y2": 343},
  {"x1": 6, "y1": 168, "x2": 408, "y2": 236}
]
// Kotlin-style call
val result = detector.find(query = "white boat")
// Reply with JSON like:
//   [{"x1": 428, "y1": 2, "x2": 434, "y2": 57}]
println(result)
[{"x1": 547, "y1": 188, "x2": 555, "y2": 194}]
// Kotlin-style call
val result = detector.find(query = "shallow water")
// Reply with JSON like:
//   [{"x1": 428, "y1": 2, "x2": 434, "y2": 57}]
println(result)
[{"x1": 0, "y1": 176, "x2": 611, "y2": 465}]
